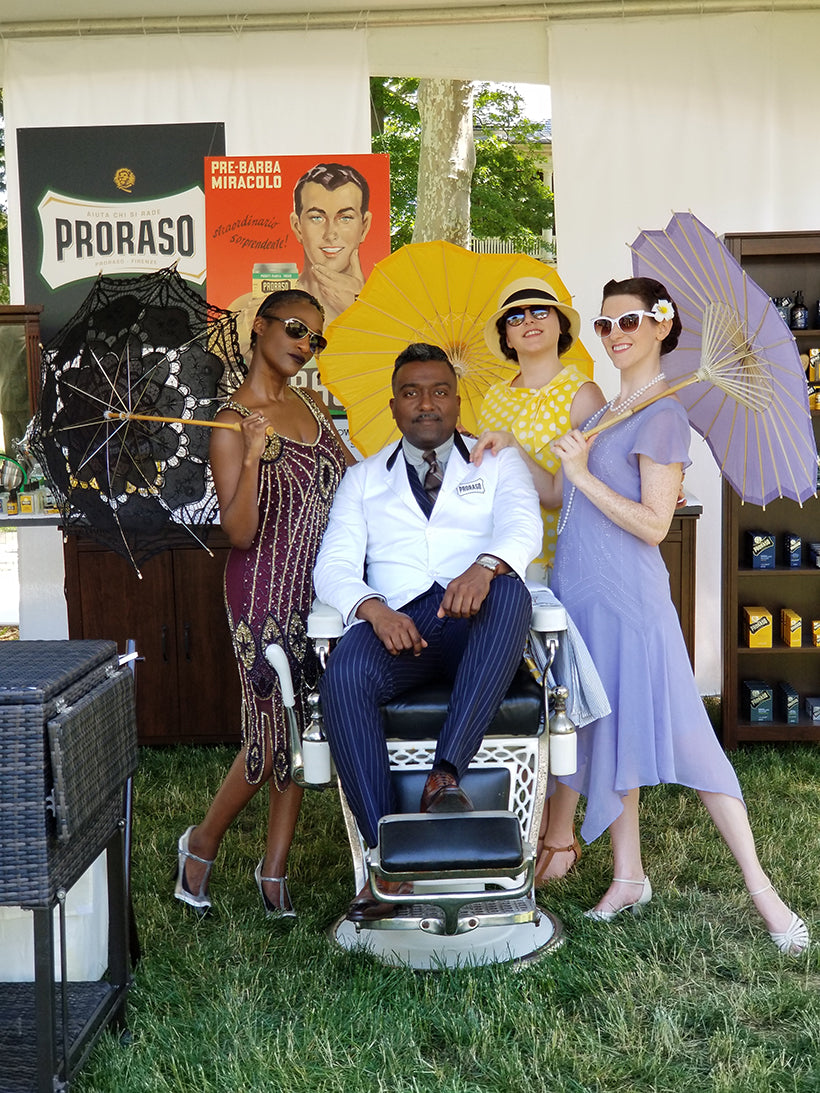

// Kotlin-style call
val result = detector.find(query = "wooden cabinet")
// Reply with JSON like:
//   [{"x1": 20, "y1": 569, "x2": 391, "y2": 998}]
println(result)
[
  {"x1": 62, "y1": 511, "x2": 700, "y2": 747},
  {"x1": 659, "y1": 502, "x2": 700, "y2": 669},
  {"x1": 721, "y1": 231, "x2": 820, "y2": 750},
  {"x1": 63, "y1": 531, "x2": 242, "y2": 746}
]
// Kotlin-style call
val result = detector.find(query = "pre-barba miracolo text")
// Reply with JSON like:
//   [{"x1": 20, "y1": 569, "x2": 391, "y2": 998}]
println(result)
[{"x1": 209, "y1": 160, "x2": 283, "y2": 190}]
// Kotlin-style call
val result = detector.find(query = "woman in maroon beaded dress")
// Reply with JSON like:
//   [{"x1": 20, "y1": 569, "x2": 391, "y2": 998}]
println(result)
[{"x1": 173, "y1": 289, "x2": 353, "y2": 917}]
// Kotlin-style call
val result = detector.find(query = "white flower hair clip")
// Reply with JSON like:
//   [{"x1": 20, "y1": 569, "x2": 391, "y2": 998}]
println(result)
[{"x1": 651, "y1": 299, "x2": 675, "y2": 322}]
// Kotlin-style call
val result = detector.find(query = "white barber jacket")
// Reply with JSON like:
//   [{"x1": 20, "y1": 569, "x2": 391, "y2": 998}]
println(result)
[{"x1": 313, "y1": 433, "x2": 542, "y2": 625}]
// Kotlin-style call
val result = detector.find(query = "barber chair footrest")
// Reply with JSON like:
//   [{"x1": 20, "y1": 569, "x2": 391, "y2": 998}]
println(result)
[
  {"x1": 361, "y1": 895, "x2": 539, "y2": 935},
  {"x1": 375, "y1": 811, "x2": 526, "y2": 879}
]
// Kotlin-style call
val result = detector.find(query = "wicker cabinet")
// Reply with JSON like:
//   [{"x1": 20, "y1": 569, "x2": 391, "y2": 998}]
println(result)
[
  {"x1": 721, "y1": 232, "x2": 820, "y2": 750},
  {"x1": 0, "y1": 640, "x2": 135, "y2": 1092},
  {"x1": 63, "y1": 533, "x2": 242, "y2": 746}
]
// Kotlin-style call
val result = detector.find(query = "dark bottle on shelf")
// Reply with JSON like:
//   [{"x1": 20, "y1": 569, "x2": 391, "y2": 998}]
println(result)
[
  {"x1": 791, "y1": 290, "x2": 809, "y2": 330},
  {"x1": 774, "y1": 296, "x2": 792, "y2": 325}
]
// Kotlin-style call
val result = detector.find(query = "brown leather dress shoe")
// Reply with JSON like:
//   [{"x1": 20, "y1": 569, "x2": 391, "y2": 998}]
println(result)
[
  {"x1": 419, "y1": 769, "x2": 474, "y2": 813},
  {"x1": 347, "y1": 881, "x2": 412, "y2": 922},
  {"x1": 347, "y1": 894, "x2": 398, "y2": 921}
]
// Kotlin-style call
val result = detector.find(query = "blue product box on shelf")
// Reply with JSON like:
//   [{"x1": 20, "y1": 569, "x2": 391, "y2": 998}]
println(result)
[
  {"x1": 776, "y1": 681, "x2": 800, "y2": 725},
  {"x1": 782, "y1": 533, "x2": 802, "y2": 568},
  {"x1": 746, "y1": 530, "x2": 775, "y2": 569},
  {"x1": 742, "y1": 679, "x2": 773, "y2": 722}
]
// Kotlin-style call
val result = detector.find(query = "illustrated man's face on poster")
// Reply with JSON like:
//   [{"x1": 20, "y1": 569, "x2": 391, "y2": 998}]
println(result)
[{"x1": 289, "y1": 181, "x2": 373, "y2": 274}]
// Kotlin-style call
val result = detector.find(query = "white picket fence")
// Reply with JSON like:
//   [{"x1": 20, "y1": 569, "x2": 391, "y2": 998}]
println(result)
[{"x1": 469, "y1": 235, "x2": 555, "y2": 263}]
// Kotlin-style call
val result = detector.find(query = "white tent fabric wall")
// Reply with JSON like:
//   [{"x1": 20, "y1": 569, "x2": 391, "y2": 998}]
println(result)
[
  {"x1": 366, "y1": 20, "x2": 550, "y2": 83},
  {"x1": 549, "y1": 9, "x2": 820, "y2": 694}
]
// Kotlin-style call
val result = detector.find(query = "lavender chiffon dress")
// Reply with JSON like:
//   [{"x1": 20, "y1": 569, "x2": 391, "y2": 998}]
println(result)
[{"x1": 551, "y1": 397, "x2": 743, "y2": 844}]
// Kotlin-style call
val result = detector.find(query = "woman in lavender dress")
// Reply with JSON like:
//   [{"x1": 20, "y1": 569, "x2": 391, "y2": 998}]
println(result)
[
  {"x1": 173, "y1": 290, "x2": 353, "y2": 917},
  {"x1": 548, "y1": 276, "x2": 808, "y2": 954}
]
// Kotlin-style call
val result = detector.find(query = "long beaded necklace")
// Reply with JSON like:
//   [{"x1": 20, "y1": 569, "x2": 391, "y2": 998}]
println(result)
[
  {"x1": 609, "y1": 371, "x2": 666, "y2": 415},
  {"x1": 556, "y1": 372, "x2": 666, "y2": 536}
]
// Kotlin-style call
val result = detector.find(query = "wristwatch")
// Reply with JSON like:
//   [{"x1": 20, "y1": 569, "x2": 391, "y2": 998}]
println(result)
[{"x1": 475, "y1": 553, "x2": 501, "y2": 575}]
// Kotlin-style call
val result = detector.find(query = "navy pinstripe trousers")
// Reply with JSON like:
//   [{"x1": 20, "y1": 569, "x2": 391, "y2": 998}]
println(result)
[{"x1": 319, "y1": 576, "x2": 532, "y2": 848}]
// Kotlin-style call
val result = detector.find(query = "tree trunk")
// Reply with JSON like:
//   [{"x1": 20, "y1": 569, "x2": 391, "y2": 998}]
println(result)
[{"x1": 412, "y1": 79, "x2": 475, "y2": 247}]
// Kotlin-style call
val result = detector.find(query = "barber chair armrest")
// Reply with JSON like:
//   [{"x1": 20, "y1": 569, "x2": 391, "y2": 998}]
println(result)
[
  {"x1": 307, "y1": 600, "x2": 345, "y2": 639},
  {"x1": 526, "y1": 582, "x2": 568, "y2": 636},
  {"x1": 531, "y1": 602, "x2": 567, "y2": 634}
]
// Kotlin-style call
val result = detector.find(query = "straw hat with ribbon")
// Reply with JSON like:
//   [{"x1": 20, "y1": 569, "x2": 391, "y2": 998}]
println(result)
[{"x1": 483, "y1": 277, "x2": 582, "y2": 359}]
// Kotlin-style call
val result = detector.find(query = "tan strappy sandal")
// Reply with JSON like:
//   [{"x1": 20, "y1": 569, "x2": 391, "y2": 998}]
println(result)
[{"x1": 534, "y1": 837, "x2": 582, "y2": 888}]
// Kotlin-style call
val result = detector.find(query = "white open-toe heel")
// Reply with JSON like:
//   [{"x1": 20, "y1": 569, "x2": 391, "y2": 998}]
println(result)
[
  {"x1": 255, "y1": 861, "x2": 296, "y2": 920},
  {"x1": 584, "y1": 876, "x2": 652, "y2": 922},
  {"x1": 174, "y1": 826, "x2": 214, "y2": 912},
  {"x1": 749, "y1": 883, "x2": 810, "y2": 955}
]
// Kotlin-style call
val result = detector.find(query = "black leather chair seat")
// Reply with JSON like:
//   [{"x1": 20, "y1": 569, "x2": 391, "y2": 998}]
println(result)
[
  {"x1": 381, "y1": 665, "x2": 543, "y2": 741},
  {"x1": 378, "y1": 812, "x2": 524, "y2": 874}
]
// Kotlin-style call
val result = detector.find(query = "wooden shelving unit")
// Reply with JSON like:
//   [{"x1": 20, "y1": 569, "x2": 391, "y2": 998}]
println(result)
[
  {"x1": 721, "y1": 231, "x2": 820, "y2": 750},
  {"x1": 63, "y1": 530, "x2": 242, "y2": 746}
]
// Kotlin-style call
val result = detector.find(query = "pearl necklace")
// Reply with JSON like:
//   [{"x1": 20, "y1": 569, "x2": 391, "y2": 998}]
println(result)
[
  {"x1": 609, "y1": 372, "x2": 666, "y2": 416},
  {"x1": 556, "y1": 373, "x2": 666, "y2": 537}
]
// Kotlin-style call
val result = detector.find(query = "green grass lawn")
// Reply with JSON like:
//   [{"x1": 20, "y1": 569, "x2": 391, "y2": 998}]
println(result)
[{"x1": 75, "y1": 740, "x2": 820, "y2": 1093}]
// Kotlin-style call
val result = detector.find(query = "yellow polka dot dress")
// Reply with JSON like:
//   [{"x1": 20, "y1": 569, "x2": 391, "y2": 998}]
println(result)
[{"x1": 479, "y1": 366, "x2": 589, "y2": 568}]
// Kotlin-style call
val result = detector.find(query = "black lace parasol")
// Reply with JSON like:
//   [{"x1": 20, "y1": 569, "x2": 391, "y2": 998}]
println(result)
[{"x1": 29, "y1": 266, "x2": 246, "y2": 574}]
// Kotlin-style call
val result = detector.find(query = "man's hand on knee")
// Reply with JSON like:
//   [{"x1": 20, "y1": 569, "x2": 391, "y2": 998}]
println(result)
[
  {"x1": 437, "y1": 565, "x2": 495, "y2": 619},
  {"x1": 356, "y1": 598, "x2": 428, "y2": 656}
]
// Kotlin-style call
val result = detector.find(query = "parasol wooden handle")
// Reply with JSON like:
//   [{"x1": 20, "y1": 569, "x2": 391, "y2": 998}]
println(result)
[
  {"x1": 104, "y1": 410, "x2": 274, "y2": 436},
  {"x1": 582, "y1": 376, "x2": 696, "y2": 438}
]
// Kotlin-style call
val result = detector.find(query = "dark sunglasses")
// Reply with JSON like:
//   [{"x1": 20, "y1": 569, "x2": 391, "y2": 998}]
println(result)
[
  {"x1": 504, "y1": 305, "x2": 552, "y2": 327},
  {"x1": 263, "y1": 314, "x2": 327, "y2": 354}
]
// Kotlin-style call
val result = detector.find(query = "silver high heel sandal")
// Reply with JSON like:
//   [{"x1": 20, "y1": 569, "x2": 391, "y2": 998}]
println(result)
[
  {"x1": 748, "y1": 883, "x2": 810, "y2": 955},
  {"x1": 255, "y1": 861, "x2": 297, "y2": 920},
  {"x1": 584, "y1": 876, "x2": 652, "y2": 922},
  {"x1": 174, "y1": 826, "x2": 214, "y2": 912}
]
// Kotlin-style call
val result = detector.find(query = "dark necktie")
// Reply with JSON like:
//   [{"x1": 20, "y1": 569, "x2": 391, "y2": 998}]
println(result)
[{"x1": 422, "y1": 450, "x2": 443, "y2": 503}]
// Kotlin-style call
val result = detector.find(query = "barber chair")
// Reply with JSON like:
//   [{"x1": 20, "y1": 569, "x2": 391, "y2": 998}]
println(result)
[{"x1": 265, "y1": 586, "x2": 578, "y2": 970}]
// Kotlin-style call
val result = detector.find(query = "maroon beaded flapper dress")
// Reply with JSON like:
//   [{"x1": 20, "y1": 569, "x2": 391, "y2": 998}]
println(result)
[{"x1": 223, "y1": 390, "x2": 347, "y2": 787}]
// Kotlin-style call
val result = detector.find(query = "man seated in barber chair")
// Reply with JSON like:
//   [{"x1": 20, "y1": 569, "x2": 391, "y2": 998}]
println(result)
[{"x1": 313, "y1": 342, "x2": 543, "y2": 922}]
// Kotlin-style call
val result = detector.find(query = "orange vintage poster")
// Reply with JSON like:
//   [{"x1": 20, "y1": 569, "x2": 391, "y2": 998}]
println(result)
[{"x1": 205, "y1": 154, "x2": 390, "y2": 414}]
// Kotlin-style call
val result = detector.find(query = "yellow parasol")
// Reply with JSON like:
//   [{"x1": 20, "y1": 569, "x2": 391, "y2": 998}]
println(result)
[{"x1": 319, "y1": 240, "x2": 594, "y2": 457}]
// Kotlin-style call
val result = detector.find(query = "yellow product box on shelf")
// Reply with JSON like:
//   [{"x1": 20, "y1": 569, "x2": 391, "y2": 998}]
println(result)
[
  {"x1": 780, "y1": 608, "x2": 803, "y2": 648},
  {"x1": 743, "y1": 606, "x2": 772, "y2": 648},
  {"x1": 812, "y1": 619, "x2": 820, "y2": 647}
]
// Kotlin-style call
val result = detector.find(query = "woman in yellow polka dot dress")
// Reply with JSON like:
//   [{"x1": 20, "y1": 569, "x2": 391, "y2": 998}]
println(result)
[
  {"x1": 479, "y1": 277, "x2": 606, "y2": 580},
  {"x1": 478, "y1": 276, "x2": 606, "y2": 885}
]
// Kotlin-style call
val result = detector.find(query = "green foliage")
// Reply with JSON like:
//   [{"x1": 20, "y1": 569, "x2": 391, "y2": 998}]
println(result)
[
  {"x1": 472, "y1": 84, "x2": 554, "y2": 250},
  {"x1": 371, "y1": 78, "x2": 421, "y2": 250},
  {"x1": 370, "y1": 78, "x2": 554, "y2": 253}
]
